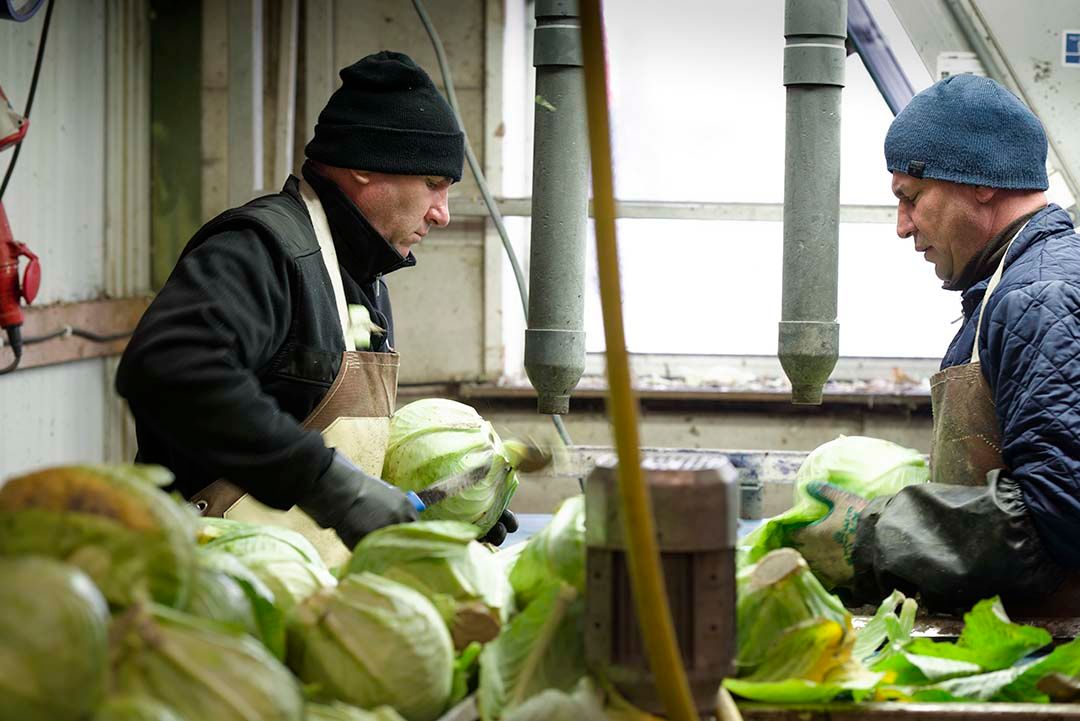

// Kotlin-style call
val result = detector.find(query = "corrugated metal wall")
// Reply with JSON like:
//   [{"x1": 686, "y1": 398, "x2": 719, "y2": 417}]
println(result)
[{"x1": 0, "y1": 2, "x2": 109, "y2": 475}]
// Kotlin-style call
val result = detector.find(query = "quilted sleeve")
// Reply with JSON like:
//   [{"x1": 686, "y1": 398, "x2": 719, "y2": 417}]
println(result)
[{"x1": 981, "y1": 279, "x2": 1080, "y2": 568}]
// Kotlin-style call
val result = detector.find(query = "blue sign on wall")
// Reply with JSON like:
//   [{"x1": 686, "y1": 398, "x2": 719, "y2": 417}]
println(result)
[{"x1": 1066, "y1": 31, "x2": 1080, "y2": 66}]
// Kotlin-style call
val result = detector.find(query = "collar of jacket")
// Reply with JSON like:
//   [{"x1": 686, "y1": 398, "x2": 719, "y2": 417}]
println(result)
[
  {"x1": 958, "y1": 203, "x2": 1073, "y2": 318},
  {"x1": 299, "y1": 162, "x2": 417, "y2": 284},
  {"x1": 944, "y1": 207, "x2": 1043, "y2": 293}
]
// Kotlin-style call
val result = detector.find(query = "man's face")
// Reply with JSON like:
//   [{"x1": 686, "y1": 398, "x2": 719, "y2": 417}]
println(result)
[
  {"x1": 351, "y1": 172, "x2": 453, "y2": 257},
  {"x1": 891, "y1": 172, "x2": 992, "y2": 284}
]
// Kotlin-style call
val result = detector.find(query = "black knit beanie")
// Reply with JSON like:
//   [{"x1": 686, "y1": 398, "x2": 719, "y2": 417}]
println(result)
[{"x1": 305, "y1": 51, "x2": 464, "y2": 182}]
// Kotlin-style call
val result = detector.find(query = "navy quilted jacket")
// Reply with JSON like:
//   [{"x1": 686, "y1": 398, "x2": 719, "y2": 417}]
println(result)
[{"x1": 940, "y1": 204, "x2": 1080, "y2": 568}]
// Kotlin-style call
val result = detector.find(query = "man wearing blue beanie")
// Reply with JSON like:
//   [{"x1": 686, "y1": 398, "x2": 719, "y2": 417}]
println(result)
[
  {"x1": 795, "y1": 74, "x2": 1080, "y2": 613},
  {"x1": 117, "y1": 51, "x2": 516, "y2": 564}
]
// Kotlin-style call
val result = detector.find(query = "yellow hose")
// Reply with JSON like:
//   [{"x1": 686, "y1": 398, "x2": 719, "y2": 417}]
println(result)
[{"x1": 577, "y1": 4, "x2": 700, "y2": 721}]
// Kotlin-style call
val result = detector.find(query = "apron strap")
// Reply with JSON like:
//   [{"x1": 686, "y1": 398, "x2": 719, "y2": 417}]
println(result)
[
  {"x1": 298, "y1": 178, "x2": 355, "y2": 352},
  {"x1": 971, "y1": 220, "x2": 1031, "y2": 365}
]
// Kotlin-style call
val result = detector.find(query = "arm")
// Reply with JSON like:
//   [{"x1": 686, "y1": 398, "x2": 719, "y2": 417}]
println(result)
[
  {"x1": 983, "y1": 280, "x2": 1080, "y2": 567},
  {"x1": 850, "y1": 282, "x2": 1078, "y2": 610},
  {"x1": 116, "y1": 230, "x2": 331, "y2": 508}
]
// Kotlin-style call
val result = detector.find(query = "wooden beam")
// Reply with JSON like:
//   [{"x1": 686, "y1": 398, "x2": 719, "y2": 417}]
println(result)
[{"x1": 3, "y1": 297, "x2": 152, "y2": 372}]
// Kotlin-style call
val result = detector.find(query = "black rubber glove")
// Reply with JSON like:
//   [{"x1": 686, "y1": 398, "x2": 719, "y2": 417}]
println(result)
[
  {"x1": 480, "y1": 508, "x2": 519, "y2": 546},
  {"x1": 299, "y1": 451, "x2": 418, "y2": 551}
]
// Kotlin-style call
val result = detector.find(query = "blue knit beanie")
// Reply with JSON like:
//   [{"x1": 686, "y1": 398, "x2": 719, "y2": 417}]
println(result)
[{"x1": 884, "y1": 74, "x2": 1048, "y2": 190}]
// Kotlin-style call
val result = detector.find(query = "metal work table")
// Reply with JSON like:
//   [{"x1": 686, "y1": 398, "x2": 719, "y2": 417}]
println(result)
[{"x1": 739, "y1": 703, "x2": 1080, "y2": 720}]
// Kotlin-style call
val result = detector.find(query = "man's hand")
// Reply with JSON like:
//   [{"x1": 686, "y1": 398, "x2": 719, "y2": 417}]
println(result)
[
  {"x1": 299, "y1": 451, "x2": 418, "y2": 550},
  {"x1": 480, "y1": 508, "x2": 519, "y2": 546},
  {"x1": 789, "y1": 481, "x2": 869, "y2": 590}
]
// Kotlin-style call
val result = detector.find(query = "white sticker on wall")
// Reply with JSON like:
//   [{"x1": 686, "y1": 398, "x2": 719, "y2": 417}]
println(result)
[{"x1": 936, "y1": 51, "x2": 987, "y2": 80}]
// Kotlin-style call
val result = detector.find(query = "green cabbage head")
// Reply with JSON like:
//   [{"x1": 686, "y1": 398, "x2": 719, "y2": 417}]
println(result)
[
  {"x1": 0, "y1": 557, "x2": 110, "y2": 721},
  {"x1": 288, "y1": 572, "x2": 454, "y2": 721},
  {"x1": 738, "y1": 436, "x2": 928, "y2": 566},
  {"x1": 735, "y1": 548, "x2": 851, "y2": 674},
  {"x1": 200, "y1": 518, "x2": 337, "y2": 615},
  {"x1": 0, "y1": 464, "x2": 196, "y2": 607},
  {"x1": 110, "y1": 603, "x2": 304, "y2": 721},
  {"x1": 382, "y1": 399, "x2": 519, "y2": 534},
  {"x1": 345, "y1": 520, "x2": 513, "y2": 648}
]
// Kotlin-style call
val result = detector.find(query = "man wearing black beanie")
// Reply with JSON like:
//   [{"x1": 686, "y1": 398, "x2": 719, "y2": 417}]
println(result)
[{"x1": 117, "y1": 51, "x2": 516, "y2": 563}]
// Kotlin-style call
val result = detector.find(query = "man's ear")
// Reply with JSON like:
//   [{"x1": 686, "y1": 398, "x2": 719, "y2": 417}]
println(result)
[
  {"x1": 349, "y1": 169, "x2": 371, "y2": 186},
  {"x1": 973, "y1": 185, "x2": 997, "y2": 204}
]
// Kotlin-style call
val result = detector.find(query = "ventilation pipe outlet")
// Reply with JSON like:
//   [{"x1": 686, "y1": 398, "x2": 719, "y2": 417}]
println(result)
[
  {"x1": 524, "y1": 0, "x2": 588, "y2": 416},
  {"x1": 779, "y1": 0, "x2": 846, "y2": 405}
]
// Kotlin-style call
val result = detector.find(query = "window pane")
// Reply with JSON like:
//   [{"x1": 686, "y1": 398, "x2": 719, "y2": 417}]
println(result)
[{"x1": 581, "y1": 219, "x2": 958, "y2": 358}]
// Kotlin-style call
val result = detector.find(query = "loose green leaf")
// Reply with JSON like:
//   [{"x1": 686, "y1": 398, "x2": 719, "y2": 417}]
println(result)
[
  {"x1": 478, "y1": 583, "x2": 585, "y2": 721},
  {"x1": 450, "y1": 642, "x2": 484, "y2": 707},
  {"x1": 995, "y1": 636, "x2": 1080, "y2": 703},
  {"x1": 853, "y1": 590, "x2": 908, "y2": 663},
  {"x1": 901, "y1": 597, "x2": 1049, "y2": 672},
  {"x1": 508, "y1": 495, "x2": 585, "y2": 607}
]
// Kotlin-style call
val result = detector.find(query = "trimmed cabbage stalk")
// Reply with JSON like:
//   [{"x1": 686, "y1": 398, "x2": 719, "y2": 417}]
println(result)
[
  {"x1": 288, "y1": 572, "x2": 454, "y2": 721},
  {"x1": 508, "y1": 495, "x2": 585, "y2": 607},
  {"x1": 739, "y1": 436, "x2": 928, "y2": 566},
  {"x1": 93, "y1": 696, "x2": 187, "y2": 721},
  {"x1": 110, "y1": 603, "x2": 303, "y2": 721},
  {"x1": 345, "y1": 520, "x2": 513, "y2": 648},
  {"x1": 201, "y1": 519, "x2": 336, "y2": 615},
  {"x1": 736, "y1": 548, "x2": 851, "y2": 674},
  {"x1": 0, "y1": 464, "x2": 197, "y2": 606},
  {"x1": 382, "y1": 399, "x2": 519, "y2": 534},
  {"x1": 0, "y1": 557, "x2": 110, "y2": 721}
]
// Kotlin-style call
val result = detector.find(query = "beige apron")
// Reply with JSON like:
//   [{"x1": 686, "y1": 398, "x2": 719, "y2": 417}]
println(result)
[
  {"x1": 190, "y1": 179, "x2": 398, "y2": 568},
  {"x1": 929, "y1": 222, "x2": 1080, "y2": 615}
]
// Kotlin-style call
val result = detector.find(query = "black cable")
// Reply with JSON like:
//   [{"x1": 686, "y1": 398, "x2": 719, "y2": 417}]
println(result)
[
  {"x1": 0, "y1": 0, "x2": 55, "y2": 200},
  {"x1": 21, "y1": 327, "x2": 65, "y2": 344},
  {"x1": 72, "y1": 328, "x2": 132, "y2": 343},
  {"x1": 0, "y1": 350, "x2": 19, "y2": 374},
  {"x1": 0, "y1": 326, "x2": 20, "y2": 374},
  {"x1": 0, "y1": 324, "x2": 133, "y2": 376},
  {"x1": 21, "y1": 326, "x2": 133, "y2": 345}
]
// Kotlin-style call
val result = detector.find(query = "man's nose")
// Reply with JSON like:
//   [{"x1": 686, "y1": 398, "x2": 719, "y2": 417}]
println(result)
[
  {"x1": 427, "y1": 192, "x2": 450, "y2": 227},
  {"x1": 896, "y1": 204, "x2": 915, "y2": 239}
]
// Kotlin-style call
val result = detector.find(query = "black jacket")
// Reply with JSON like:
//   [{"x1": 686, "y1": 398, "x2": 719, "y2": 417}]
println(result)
[{"x1": 116, "y1": 166, "x2": 414, "y2": 508}]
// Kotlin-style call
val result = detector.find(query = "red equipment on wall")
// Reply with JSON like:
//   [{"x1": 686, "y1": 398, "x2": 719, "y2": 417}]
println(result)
[{"x1": 0, "y1": 83, "x2": 39, "y2": 369}]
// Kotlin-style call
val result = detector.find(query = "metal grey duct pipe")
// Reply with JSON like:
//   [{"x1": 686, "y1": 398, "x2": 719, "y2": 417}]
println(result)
[
  {"x1": 525, "y1": 0, "x2": 588, "y2": 415},
  {"x1": 779, "y1": 0, "x2": 846, "y2": 405}
]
